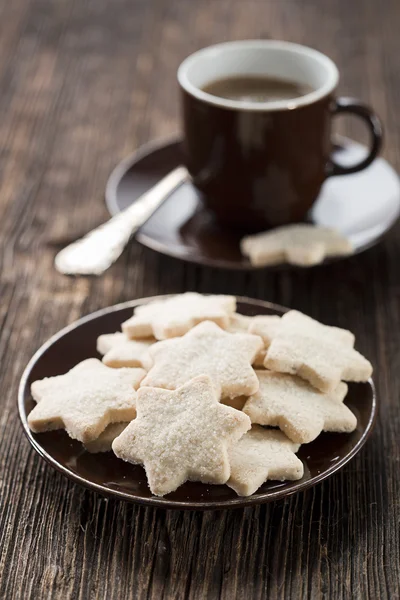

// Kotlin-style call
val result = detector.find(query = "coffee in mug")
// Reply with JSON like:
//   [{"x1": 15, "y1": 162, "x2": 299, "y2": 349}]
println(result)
[
  {"x1": 178, "y1": 41, "x2": 383, "y2": 231},
  {"x1": 202, "y1": 76, "x2": 314, "y2": 103}
]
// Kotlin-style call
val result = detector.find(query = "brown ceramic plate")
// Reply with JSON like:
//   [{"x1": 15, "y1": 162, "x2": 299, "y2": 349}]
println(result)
[
  {"x1": 19, "y1": 296, "x2": 377, "y2": 510},
  {"x1": 105, "y1": 137, "x2": 400, "y2": 270}
]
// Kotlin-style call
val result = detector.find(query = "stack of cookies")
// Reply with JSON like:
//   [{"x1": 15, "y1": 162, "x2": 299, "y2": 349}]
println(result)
[{"x1": 28, "y1": 293, "x2": 372, "y2": 497}]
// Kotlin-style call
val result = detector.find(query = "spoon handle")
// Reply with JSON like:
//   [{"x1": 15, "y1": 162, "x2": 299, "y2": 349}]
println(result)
[{"x1": 54, "y1": 166, "x2": 188, "y2": 275}]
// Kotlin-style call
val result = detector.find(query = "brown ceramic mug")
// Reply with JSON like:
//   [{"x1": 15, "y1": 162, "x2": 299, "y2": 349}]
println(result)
[{"x1": 178, "y1": 41, "x2": 383, "y2": 231}]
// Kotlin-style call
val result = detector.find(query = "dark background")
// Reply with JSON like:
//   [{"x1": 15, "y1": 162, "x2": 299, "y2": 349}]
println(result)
[{"x1": 0, "y1": 0, "x2": 399, "y2": 598}]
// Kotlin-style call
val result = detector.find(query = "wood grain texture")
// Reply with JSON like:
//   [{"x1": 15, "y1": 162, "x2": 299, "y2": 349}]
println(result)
[{"x1": 0, "y1": 0, "x2": 400, "y2": 598}]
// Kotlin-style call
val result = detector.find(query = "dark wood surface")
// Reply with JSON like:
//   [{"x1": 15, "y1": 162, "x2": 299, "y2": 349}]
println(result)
[{"x1": 1, "y1": 0, "x2": 399, "y2": 598}]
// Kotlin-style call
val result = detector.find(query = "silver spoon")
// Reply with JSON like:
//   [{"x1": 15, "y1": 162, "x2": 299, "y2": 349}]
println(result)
[{"x1": 54, "y1": 166, "x2": 188, "y2": 275}]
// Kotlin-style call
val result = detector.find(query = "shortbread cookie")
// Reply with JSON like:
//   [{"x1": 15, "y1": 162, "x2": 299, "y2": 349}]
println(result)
[
  {"x1": 97, "y1": 332, "x2": 154, "y2": 369},
  {"x1": 282, "y1": 311, "x2": 355, "y2": 346},
  {"x1": 250, "y1": 310, "x2": 354, "y2": 351},
  {"x1": 28, "y1": 359, "x2": 146, "y2": 443},
  {"x1": 241, "y1": 224, "x2": 353, "y2": 267},
  {"x1": 226, "y1": 313, "x2": 253, "y2": 333},
  {"x1": 96, "y1": 332, "x2": 126, "y2": 355},
  {"x1": 141, "y1": 321, "x2": 263, "y2": 398},
  {"x1": 84, "y1": 422, "x2": 128, "y2": 453},
  {"x1": 265, "y1": 333, "x2": 372, "y2": 392},
  {"x1": 227, "y1": 427, "x2": 303, "y2": 496},
  {"x1": 248, "y1": 315, "x2": 282, "y2": 348},
  {"x1": 112, "y1": 376, "x2": 251, "y2": 496},
  {"x1": 243, "y1": 371, "x2": 356, "y2": 443},
  {"x1": 227, "y1": 313, "x2": 268, "y2": 366},
  {"x1": 122, "y1": 293, "x2": 236, "y2": 340}
]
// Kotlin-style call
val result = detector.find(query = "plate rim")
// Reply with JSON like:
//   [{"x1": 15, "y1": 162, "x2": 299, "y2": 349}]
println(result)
[
  {"x1": 105, "y1": 135, "x2": 400, "y2": 270},
  {"x1": 18, "y1": 296, "x2": 378, "y2": 510}
]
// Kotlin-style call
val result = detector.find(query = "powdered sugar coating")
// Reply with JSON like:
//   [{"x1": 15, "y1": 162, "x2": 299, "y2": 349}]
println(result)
[
  {"x1": 241, "y1": 224, "x2": 353, "y2": 267},
  {"x1": 227, "y1": 426, "x2": 303, "y2": 496},
  {"x1": 121, "y1": 292, "x2": 236, "y2": 340},
  {"x1": 281, "y1": 311, "x2": 355, "y2": 346},
  {"x1": 249, "y1": 311, "x2": 354, "y2": 349},
  {"x1": 226, "y1": 313, "x2": 266, "y2": 366},
  {"x1": 226, "y1": 313, "x2": 253, "y2": 333},
  {"x1": 112, "y1": 375, "x2": 251, "y2": 496},
  {"x1": 97, "y1": 332, "x2": 127, "y2": 354},
  {"x1": 97, "y1": 332, "x2": 154, "y2": 369},
  {"x1": 141, "y1": 321, "x2": 263, "y2": 398},
  {"x1": 265, "y1": 332, "x2": 372, "y2": 392},
  {"x1": 243, "y1": 371, "x2": 356, "y2": 443},
  {"x1": 248, "y1": 315, "x2": 282, "y2": 343},
  {"x1": 28, "y1": 359, "x2": 145, "y2": 443}
]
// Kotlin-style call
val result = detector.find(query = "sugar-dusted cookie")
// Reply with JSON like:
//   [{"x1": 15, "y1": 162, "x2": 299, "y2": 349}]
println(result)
[
  {"x1": 250, "y1": 310, "x2": 354, "y2": 351},
  {"x1": 97, "y1": 332, "x2": 154, "y2": 369},
  {"x1": 265, "y1": 332, "x2": 372, "y2": 392},
  {"x1": 112, "y1": 376, "x2": 251, "y2": 496},
  {"x1": 248, "y1": 315, "x2": 282, "y2": 348},
  {"x1": 141, "y1": 321, "x2": 263, "y2": 398},
  {"x1": 227, "y1": 426, "x2": 303, "y2": 496},
  {"x1": 282, "y1": 310, "x2": 355, "y2": 346},
  {"x1": 122, "y1": 292, "x2": 236, "y2": 340},
  {"x1": 28, "y1": 359, "x2": 146, "y2": 443},
  {"x1": 96, "y1": 332, "x2": 126, "y2": 355},
  {"x1": 226, "y1": 313, "x2": 268, "y2": 366},
  {"x1": 84, "y1": 422, "x2": 128, "y2": 453},
  {"x1": 241, "y1": 224, "x2": 353, "y2": 267},
  {"x1": 243, "y1": 371, "x2": 356, "y2": 443},
  {"x1": 226, "y1": 313, "x2": 253, "y2": 333}
]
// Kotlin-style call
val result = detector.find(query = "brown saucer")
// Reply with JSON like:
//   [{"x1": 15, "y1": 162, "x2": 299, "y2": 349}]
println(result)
[
  {"x1": 19, "y1": 296, "x2": 377, "y2": 510},
  {"x1": 105, "y1": 137, "x2": 400, "y2": 270}
]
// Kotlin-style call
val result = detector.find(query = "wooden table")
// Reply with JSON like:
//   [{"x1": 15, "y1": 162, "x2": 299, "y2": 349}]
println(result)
[{"x1": 1, "y1": 0, "x2": 399, "y2": 598}]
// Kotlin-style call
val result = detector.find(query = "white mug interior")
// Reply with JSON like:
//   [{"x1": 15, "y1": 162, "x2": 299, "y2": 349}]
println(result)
[{"x1": 178, "y1": 40, "x2": 339, "y2": 111}]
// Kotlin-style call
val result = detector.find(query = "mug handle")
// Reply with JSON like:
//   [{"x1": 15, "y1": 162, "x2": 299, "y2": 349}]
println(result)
[{"x1": 327, "y1": 97, "x2": 383, "y2": 176}]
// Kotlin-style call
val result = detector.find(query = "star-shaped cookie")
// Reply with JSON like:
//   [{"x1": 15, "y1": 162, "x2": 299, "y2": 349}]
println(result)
[
  {"x1": 225, "y1": 313, "x2": 268, "y2": 368},
  {"x1": 243, "y1": 371, "x2": 356, "y2": 443},
  {"x1": 140, "y1": 321, "x2": 263, "y2": 398},
  {"x1": 265, "y1": 332, "x2": 372, "y2": 392},
  {"x1": 249, "y1": 310, "x2": 354, "y2": 349},
  {"x1": 226, "y1": 313, "x2": 270, "y2": 366},
  {"x1": 122, "y1": 292, "x2": 236, "y2": 340},
  {"x1": 282, "y1": 310, "x2": 354, "y2": 345},
  {"x1": 227, "y1": 426, "x2": 304, "y2": 496},
  {"x1": 241, "y1": 224, "x2": 353, "y2": 267},
  {"x1": 226, "y1": 313, "x2": 253, "y2": 333},
  {"x1": 112, "y1": 375, "x2": 251, "y2": 496},
  {"x1": 97, "y1": 332, "x2": 154, "y2": 369},
  {"x1": 248, "y1": 315, "x2": 281, "y2": 342},
  {"x1": 97, "y1": 332, "x2": 126, "y2": 354},
  {"x1": 28, "y1": 358, "x2": 146, "y2": 443}
]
